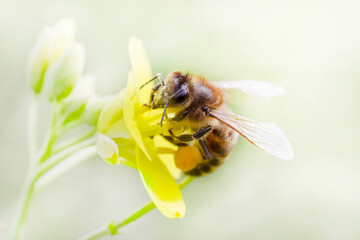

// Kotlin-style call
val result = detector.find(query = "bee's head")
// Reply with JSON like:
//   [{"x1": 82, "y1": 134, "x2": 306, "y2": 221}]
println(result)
[{"x1": 152, "y1": 71, "x2": 191, "y2": 108}]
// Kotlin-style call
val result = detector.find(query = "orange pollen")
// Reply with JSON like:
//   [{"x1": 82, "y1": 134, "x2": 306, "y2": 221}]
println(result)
[{"x1": 174, "y1": 146, "x2": 202, "y2": 172}]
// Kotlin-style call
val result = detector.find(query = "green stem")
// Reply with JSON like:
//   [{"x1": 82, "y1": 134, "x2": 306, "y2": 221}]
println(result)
[
  {"x1": 58, "y1": 118, "x2": 83, "y2": 136},
  {"x1": 12, "y1": 100, "x2": 96, "y2": 239},
  {"x1": 38, "y1": 103, "x2": 59, "y2": 164},
  {"x1": 11, "y1": 175, "x2": 36, "y2": 240},
  {"x1": 12, "y1": 95, "x2": 40, "y2": 239},
  {"x1": 78, "y1": 176, "x2": 194, "y2": 240},
  {"x1": 52, "y1": 129, "x2": 96, "y2": 154},
  {"x1": 35, "y1": 137, "x2": 97, "y2": 181},
  {"x1": 27, "y1": 96, "x2": 39, "y2": 165},
  {"x1": 35, "y1": 145, "x2": 97, "y2": 190},
  {"x1": 114, "y1": 202, "x2": 155, "y2": 229},
  {"x1": 80, "y1": 202, "x2": 155, "y2": 240},
  {"x1": 11, "y1": 138, "x2": 96, "y2": 239}
]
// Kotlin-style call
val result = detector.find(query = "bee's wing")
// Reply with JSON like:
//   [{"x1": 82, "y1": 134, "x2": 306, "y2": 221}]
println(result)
[
  {"x1": 214, "y1": 80, "x2": 284, "y2": 105},
  {"x1": 209, "y1": 109, "x2": 293, "y2": 160}
]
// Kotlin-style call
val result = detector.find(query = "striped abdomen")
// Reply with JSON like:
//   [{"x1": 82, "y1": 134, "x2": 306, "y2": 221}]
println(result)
[{"x1": 185, "y1": 125, "x2": 238, "y2": 176}]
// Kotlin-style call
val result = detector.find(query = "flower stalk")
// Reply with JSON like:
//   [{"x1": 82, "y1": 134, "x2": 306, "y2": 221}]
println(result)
[
  {"x1": 78, "y1": 177, "x2": 194, "y2": 240},
  {"x1": 12, "y1": 18, "x2": 103, "y2": 239},
  {"x1": 12, "y1": 98, "x2": 98, "y2": 239},
  {"x1": 27, "y1": 95, "x2": 39, "y2": 164},
  {"x1": 37, "y1": 102, "x2": 59, "y2": 164}
]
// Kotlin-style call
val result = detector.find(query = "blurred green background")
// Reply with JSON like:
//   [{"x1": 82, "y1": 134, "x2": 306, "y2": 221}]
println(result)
[{"x1": 1, "y1": 0, "x2": 360, "y2": 239}]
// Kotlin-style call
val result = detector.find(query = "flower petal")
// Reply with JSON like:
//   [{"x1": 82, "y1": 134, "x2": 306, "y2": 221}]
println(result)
[
  {"x1": 67, "y1": 74, "x2": 95, "y2": 100},
  {"x1": 123, "y1": 71, "x2": 152, "y2": 159},
  {"x1": 158, "y1": 154, "x2": 182, "y2": 180},
  {"x1": 136, "y1": 144, "x2": 185, "y2": 218},
  {"x1": 128, "y1": 37, "x2": 153, "y2": 103},
  {"x1": 96, "y1": 133, "x2": 137, "y2": 168},
  {"x1": 154, "y1": 135, "x2": 182, "y2": 180},
  {"x1": 83, "y1": 95, "x2": 113, "y2": 127},
  {"x1": 103, "y1": 119, "x2": 130, "y2": 139},
  {"x1": 96, "y1": 133, "x2": 119, "y2": 165},
  {"x1": 97, "y1": 89, "x2": 125, "y2": 134}
]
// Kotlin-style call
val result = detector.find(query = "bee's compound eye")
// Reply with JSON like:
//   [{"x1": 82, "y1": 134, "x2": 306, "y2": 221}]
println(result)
[
  {"x1": 174, "y1": 146, "x2": 202, "y2": 172},
  {"x1": 172, "y1": 85, "x2": 189, "y2": 104}
]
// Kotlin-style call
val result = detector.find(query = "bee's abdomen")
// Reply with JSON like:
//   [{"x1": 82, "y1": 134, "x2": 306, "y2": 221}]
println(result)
[
  {"x1": 185, "y1": 126, "x2": 238, "y2": 176},
  {"x1": 185, "y1": 156, "x2": 225, "y2": 176}
]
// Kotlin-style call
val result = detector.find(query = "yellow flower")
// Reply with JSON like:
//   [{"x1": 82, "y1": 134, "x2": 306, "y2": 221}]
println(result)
[{"x1": 96, "y1": 37, "x2": 184, "y2": 218}]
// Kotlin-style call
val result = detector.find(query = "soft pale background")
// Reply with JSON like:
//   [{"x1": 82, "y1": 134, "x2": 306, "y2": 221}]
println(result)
[{"x1": 1, "y1": 0, "x2": 360, "y2": 239}]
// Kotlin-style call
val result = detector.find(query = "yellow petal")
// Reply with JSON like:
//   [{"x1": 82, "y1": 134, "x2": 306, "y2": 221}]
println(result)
[
  {"x1": 154, "y1": 135, "x2": 182, "y2": 180},
  {"x1": 103, "y1": 119, "x2": 130, "y2": 139},
  {"x1": 136, "y1": 144, "x2": 185, "y2": 218},
  {"x1": 96, "y1": 133, "x2": 120, "y2": 165},
  {"x1": 113, "y1": 138, "x2": 137, "y2": 169},
  {"x1": 159, "y1": 154, "x2": 182, "y2": 180},
  {"x1": 83, "y1": 95, "x2": 113, "y2": 127},
  {"x1": 123, "y1": 71, "x2": 152, "y2": 159},
  {"x1": 97, "y1": 89, "x2": 125, "y2": 134},
  {"x1": 128, "y1": 37, "x2": 153, "y2": 103},
  {"x1": 96, "y1": 133, "x2": 137, "y2": 168},
  {"x1": 128, "y1": 37, "x2": 153, "y2": 87}
]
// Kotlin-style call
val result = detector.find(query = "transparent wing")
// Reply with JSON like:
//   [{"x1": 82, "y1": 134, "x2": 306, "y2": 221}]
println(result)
[
  {"x1": 209, "y1": 109, "x2": 293, "y2": 160},
  {"x1": 214, "y1": 80, "x2": 284, "y2": 105}
]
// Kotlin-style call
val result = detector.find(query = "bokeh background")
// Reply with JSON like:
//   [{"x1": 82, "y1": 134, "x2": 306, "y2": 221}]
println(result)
[{"x1": 1, "y1": 0, "x2": 360, "y2": 239}]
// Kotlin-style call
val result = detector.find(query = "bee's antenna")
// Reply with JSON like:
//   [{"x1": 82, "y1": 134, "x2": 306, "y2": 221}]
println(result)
[
  {"x1": 140, "y1": 73, "x2": 164, "y2": 90},
  {"x1": 160, "y1": 97, "x2": 169, "y2": 127}
]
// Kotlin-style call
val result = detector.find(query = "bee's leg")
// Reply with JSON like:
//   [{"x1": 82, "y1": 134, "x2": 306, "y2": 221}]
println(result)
[
  {"x1": 199, "y1": 139, "x2": 212, "y2": 159},
  {"x1": 146, "y1": 83, "x2": 162, "y2": 108},
  {"x1": 156, "y1": 73, "x2": 164, "y2": 85},
  {"x1": 176, "y1": 126, "x2": 212, "y2": 142},
  {"x1": 171, "y1": 109, "x2": 189, "y2": 122},
  {"x1": 162, "y1": 134, "x2": 187, "y2": 147},
  {"x1": 193, "y1": 126, "x2": 212, "y2": 139},
  {"x1": 140, "y1": 73, "x2": 164, "y2": 90}
]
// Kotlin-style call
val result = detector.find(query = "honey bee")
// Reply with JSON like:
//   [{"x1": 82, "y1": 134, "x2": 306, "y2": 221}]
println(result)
[{"x1": 143, "y1": 71, "x2": 293, "y2": 176}]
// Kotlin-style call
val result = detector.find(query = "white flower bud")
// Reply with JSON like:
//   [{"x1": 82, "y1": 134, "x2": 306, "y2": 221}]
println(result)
[
  {"x1": 27, "y1": 18, "x2": 76, "y2": 94},
  {"x1": 61, "y1": 75, "x2": 95, "y2": 124},
  {"x1": 45, "y1": 43, "x2": 85, "y2": 102},
  {"x1": 27, "y1": 28, "x2": 54, "y2": 94},
  {"x1": 50, "y1": 18, "x2": 76, "y2": 61}
]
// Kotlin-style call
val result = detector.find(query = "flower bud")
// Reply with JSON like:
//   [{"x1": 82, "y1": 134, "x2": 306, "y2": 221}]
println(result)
[
  {"x1": 61, "y1": 75, "x2": 95, "y2": 124},
  {"x1": 27, "y1": 18, "x2": 76, "y2": 94},
  {"x1": 45, "y1": 43, "x2": 85, "y2": 102},
  {"x1": 50, "y1": 18, "x2": 76, "y2": 61},
  {"x1": 82, "y1": 95, "x2": 112, "y2": 126},
  {"x1": 27, "y1": 28, "x2": 54, "y2": 94}
]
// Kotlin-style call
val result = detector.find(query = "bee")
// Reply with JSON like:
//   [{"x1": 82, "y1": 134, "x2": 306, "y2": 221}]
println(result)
[{"x1": 143, "y1": 71, "x2": 293, "y2": 176}]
